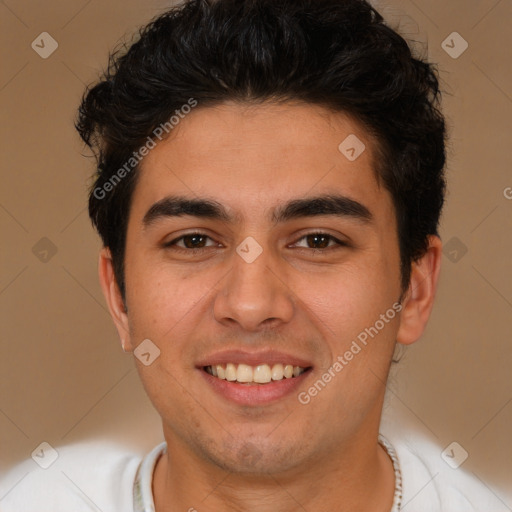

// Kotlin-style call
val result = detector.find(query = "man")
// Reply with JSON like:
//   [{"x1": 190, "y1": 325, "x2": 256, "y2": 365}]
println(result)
[{"x1": 0, "y1": 0, "x2": 501, "y2": 510}]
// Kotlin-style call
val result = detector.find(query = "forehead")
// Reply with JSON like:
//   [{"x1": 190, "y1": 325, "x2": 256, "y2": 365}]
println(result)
[{"x1": 133, "y1": 101, "x2": 389, "y2": 222}]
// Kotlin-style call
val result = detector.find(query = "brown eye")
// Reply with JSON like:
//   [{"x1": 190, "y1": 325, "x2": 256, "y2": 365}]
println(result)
[
  {"x1": 165, "y1": 232, "x2": 218, "y2": 251},
  {"x1": 305, "y1": 234, "x2": 331, "y2": 249},
  {"x1": 293, "y1": 232, "x2": 347, "y2": 251},
  {"x1": 181, "y1": 234, "x2": 208, "y2": 248}
]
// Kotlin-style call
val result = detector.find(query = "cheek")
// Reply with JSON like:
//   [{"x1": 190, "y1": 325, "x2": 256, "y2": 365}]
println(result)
[
  {"x1": 125, "y1": 261, "x2": 208, "y2": 337},
  {"x1": 296, "y1": 259, "x2": 394, "y2": 337}
]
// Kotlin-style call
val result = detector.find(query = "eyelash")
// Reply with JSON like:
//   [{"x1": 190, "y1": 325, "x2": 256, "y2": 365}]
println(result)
[{"x1": 164, "y1": 232, "x2": 348, "y2": 254}]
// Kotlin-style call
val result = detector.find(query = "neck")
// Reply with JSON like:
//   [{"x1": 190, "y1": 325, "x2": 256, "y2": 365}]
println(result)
[{"x1": 153, "y1": 426, "x2": 396, "y2": 512}]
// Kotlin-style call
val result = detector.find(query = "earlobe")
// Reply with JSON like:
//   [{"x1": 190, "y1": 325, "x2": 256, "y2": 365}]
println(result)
[
  {"x1": 98, "y1": 247, "x2": 133, "y2": 352},
  {"x1": 396, "y1": 235, "x2": 442, "y2": 346},
  {"x1": 120, "y1": 338, "x2": 130, "y2": 352}
]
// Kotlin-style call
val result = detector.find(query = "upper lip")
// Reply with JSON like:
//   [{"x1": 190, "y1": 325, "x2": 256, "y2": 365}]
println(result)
[{"x1": 196, "y1": 349, "x2": 314, "y2": 369}]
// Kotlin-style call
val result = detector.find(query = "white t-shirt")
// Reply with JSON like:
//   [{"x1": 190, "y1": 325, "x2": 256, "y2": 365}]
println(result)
[{"x1": 0, "y1": 429, "x2": 506, "y2": 511}]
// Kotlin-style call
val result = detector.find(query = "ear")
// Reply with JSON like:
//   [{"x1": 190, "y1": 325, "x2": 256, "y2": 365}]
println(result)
[
  {"x1": 98, "y1": 247, "x2": 133, "y2": 352},
  {"x1": 396, "y1": 235, "x2": 442, "y2": 345}
]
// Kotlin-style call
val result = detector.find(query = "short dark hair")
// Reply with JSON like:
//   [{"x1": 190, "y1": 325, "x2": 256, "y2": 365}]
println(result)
[{"x1": 76, "y1": 0, "x2": 446, "y2": 300}]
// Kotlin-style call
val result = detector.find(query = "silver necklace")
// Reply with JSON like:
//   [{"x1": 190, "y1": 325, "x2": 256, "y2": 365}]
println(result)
[{"x1": 378, "y1": 434, "x2": 403, "y2": 511}]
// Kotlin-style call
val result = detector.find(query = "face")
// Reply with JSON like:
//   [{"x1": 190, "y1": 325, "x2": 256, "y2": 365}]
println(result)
[{"x1": 101, "y1": 101, "x2": 437, "y2": 475}]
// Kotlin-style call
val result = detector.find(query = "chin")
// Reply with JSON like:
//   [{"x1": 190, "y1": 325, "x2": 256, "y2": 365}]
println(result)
[{"x1": 206, "y1": 437, "x2": 305, "y2": 475}]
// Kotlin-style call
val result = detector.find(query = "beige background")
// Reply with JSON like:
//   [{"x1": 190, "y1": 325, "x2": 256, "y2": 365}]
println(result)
[{"x1": 1, "y1": 0, "x2": 511, "y2": 505}]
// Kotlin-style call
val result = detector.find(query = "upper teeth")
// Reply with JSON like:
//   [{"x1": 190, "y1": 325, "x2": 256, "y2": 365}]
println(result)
[{"x1": 205, "y1": 363, "x2": 306, "y2": 384}]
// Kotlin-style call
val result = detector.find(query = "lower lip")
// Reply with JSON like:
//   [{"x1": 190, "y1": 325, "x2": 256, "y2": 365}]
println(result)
[{"x1": 199, "y1": 368, "x2": 312, "y2": 406}]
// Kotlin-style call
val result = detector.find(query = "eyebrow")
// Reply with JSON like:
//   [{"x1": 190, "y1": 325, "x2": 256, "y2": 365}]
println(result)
[{"x1": 142, "y1": 194, "x2": 373, "y2": 227}]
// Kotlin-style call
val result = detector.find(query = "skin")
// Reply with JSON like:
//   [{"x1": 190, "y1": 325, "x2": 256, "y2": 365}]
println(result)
[{"x1": 99, "y1": 101, "x2": 442, "y2": 512}]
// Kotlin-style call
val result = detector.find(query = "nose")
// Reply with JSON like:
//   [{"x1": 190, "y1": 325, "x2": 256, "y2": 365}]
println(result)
[{"x1": 213, "y1": 243, "x2": 295, "y2": 332}]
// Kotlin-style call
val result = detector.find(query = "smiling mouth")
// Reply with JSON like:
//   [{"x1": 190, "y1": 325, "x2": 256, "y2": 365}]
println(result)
[{"x1": 203, "y1": 363, "x2": 311, "y2": 384}]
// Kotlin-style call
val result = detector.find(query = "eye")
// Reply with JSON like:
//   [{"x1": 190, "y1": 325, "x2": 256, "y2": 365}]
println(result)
[
  {"x1": 292, "y1": 232, "x2": 348, "y2": 251},
  {"x1": 164, "y1": 233, "x2": 219, "y2": 252},
  {"x1": 163, "y1": 231, "x2": 348, "y2": 254}
]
